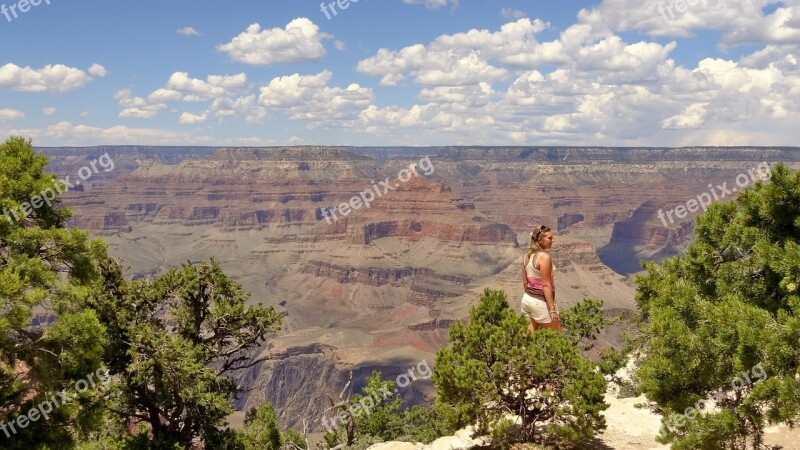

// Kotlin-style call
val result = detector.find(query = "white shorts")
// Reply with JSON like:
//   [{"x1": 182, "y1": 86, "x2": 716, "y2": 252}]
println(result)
[{"x1": 521, "y1": 293, "x2": 557, "y2": 324}]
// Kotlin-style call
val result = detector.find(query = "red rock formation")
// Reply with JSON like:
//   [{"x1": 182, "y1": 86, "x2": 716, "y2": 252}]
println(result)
[{"x1": 43, "y1": 145, "x2": 800, "y2": 430}]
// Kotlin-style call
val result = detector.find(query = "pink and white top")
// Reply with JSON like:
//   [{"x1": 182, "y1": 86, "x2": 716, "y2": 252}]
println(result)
[{"x1": 525, "y1": 252, "x2": 556, "y2": 294}]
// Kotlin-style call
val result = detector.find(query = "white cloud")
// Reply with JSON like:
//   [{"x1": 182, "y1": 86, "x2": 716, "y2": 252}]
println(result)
[
  {"x1": 500, "y1": 8, "x2": 526, "y2": 20},
  {"x1": 0, "y1": 109, "x2": 24, "y2": 121},
  {"x1": 178, "y1": 111, "x2": 210, "y2": 124},
  {"x1": 358, "y1": 46, "x2": 511, "y2": 86},
  {"x1": 217, "y1": 18, "x2": 327, "y2": 65},
  {"x1": 662, "y1": 102, "x2": 709, "y2": 129},
  {"x1": 209, "y1": 95, "x2": 267, "y2": 124},
  {"x1": 114, "y1": 89, "x2": 167, "y2": 119},
  {"x1": 88, "y1": 64, "x2": 108, "y2": 77},
  {"x1": 357, "y1": 19, "x2": 554, "y2": 86},
  {"x1": 148, "y1": 88, "x2": 184, "y2": 103},
  {"x1": 1, "y1": 122, "x2": 282, "y2": 146},
  {"x1": 418, "y1": 82, "x2": 495, "y2": 106},
  {"x1": 258, "y1": 70, "x2": 373, "y2": 121},
  {"x1": 115, "y1": 72, "x2": 252, "y2": 121},
  {"x1": 577, "y1": 0, "x2": 800, "y2": 48},
  {"x1": 42, "y1": 107, "x2": 57, "y2": 116},
  {"x1": 0, "y1": 63, "x2": 97, "y2": 93},
  {"x1": 3, "y1": 121, "x2": 214, "y2": 146},
  {"x1": 7, "y1": 1, "x2": 800, "y2": 146},
  {"x1": 348, "y1": 16, "x2": 800, "y2": 147},
  {"x1": 177, "y1": 26, "x2": 202, "y2": 36},
  {"x1": 163, "y1": 72, "x2": 249, "y2": 101}
]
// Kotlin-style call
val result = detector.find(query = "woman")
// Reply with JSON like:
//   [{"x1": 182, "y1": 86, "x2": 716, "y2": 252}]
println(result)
[{"x1": 521, "y1": 225, "x2": 560, "y2": 332}]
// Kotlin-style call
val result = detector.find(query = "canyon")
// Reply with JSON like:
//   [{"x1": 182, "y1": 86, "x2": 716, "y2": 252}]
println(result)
[{"x1": 40, "y1": 145, "x2": 800, "y2": 431}]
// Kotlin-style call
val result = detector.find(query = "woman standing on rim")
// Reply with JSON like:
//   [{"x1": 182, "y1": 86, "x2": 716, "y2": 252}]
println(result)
[{"x1": 521, "y1": 225, "x2": 560, "y2": 332}]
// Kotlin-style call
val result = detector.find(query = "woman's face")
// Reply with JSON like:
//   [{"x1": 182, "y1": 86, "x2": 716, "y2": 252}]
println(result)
[{"x1": 538, "y1": 231, "x2": 554, "y2": 249}]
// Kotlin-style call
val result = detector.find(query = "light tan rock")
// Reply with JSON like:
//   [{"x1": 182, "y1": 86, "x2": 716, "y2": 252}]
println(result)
[
  {"x1": 365, "y1": 442, "x2": 424, "y2": 450},
  {"x1": 426, "y1": 425, "x2": 489, "y2": 450}
]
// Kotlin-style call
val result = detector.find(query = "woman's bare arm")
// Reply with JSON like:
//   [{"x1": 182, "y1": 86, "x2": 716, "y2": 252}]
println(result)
[
  {"x1": 522, "y1": 254, "x2": 529, "y2": 287},
  {"x1": 537, "y1": 253, "x2": 556, "y2": 315}
]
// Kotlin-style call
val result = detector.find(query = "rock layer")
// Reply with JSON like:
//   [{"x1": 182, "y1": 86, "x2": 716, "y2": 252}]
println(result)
[{"x1": 42, "y1": 145, "x2": 800, "y2": 430}]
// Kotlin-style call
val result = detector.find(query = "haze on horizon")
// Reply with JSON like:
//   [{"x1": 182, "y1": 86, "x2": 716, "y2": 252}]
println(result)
[{"x1": 1, "y1": 0, "x2": 799, "y2": 147}]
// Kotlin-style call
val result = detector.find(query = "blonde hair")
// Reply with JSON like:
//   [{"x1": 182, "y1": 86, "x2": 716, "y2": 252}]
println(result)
[{"x1": 525, "y1": 225, "x2": 551, "y2": 261}]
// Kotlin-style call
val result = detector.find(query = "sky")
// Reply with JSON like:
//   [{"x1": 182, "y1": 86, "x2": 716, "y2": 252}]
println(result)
[{"x1": 0, "y1": 0, "x2": 799, "y2": 147}]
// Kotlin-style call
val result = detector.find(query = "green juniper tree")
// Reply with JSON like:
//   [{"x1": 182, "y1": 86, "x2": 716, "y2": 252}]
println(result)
[
  {"x1": 84, "y1": 258, "x2": 284, "y2": 449},
  {"x1": 280, "y1": 428, "x2": 308, "y2": 450},
  {"x1": 321, "y1": 369, "x2": 451, "y2": 449},
  {"x1": 433, "y1": 289, "x2": 608, "y2": 448},
  {"x1": 349, "y1": 371, "x2": 404, "y2": 442},
  {"x1": 0, "y1": 137, "x2": 109, "y2": 449},
  {"x1": 636, "y1": 163, "x2": 800, "y2": 449},
  {"x1": 239, "y1": 401, "x2": 308, "y2": 450},
  {"x1": 241, "y1": 402, "x2": 283, "y2": 450},
  {"x1": 559, "y1": 298, "x2": 616, "y2": 351},
  {"x1": 1, "y1": 137, "x2": 292, "y2": 449}
]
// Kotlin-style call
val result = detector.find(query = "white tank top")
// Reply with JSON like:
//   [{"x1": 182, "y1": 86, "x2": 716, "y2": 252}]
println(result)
[
  {"x1": 526, "y1": 252, "x2": 556, "y2": 292},
  {"x1": 526, "y1": 252, "x2": 556, "y2": 276}
]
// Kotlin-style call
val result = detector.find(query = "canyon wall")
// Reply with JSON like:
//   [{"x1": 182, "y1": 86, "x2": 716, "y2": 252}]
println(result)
[{"x1": 42, "y1": 145, "x2": 800, "y2": 429}]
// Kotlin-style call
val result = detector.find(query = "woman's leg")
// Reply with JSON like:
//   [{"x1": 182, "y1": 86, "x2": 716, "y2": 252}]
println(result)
[
  {"x1": 540, "y1": 316, "x2": 561, "y2": 332},
  {"x1": 529, "y1": 318, "x2": 540, "y2": 332}
]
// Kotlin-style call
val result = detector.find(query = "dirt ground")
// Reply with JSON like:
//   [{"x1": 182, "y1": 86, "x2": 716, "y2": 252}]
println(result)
[{"x1": 511, "y1": 394, "x2": 799, "y2": 450}]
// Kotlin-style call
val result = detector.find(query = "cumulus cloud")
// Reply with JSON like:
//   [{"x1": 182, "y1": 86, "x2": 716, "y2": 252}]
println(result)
[
  {"x1": 114, "y1": 89, "x2": 167, "y2": 119},
  {"x1": 163, "y1": 72, "x2": 249, "y2": 101},
  {"x1": 258, "y1": 70, "x2": 373, "y2": 122},
  {"x1": 177, "y1": 26, "x2": 202, "y2": 36},
  {"x1": 357, "y1": 18, "x2": 556, "y2": 86},
  {"x1": 114, "y1": 72, "x2": 252, "y2": 122},
  {"x1": 9, "y1": 0, "x2": 800, "y2": 146},
  {"x1": 662, "y1": 102, "x2": 710, "y2": 129},
  {"x1": 0, "y1": 63, "x2": 103, "y2": 93},
  {"x1": 217, "y1": 18, "x2": 328, "y2": 65},
  {"x1": 88, "y1": 64, "x2": 108, "y2": 77},
  {"x1": 209, "y1": 95, "x2": 267, "y2": 124},
  {"x1": 42, "y1": 107, "x2": 57, "y2": 116},
  {"x1": 417, "y1": 82, "x2": 495, "y2": 106},
  {"x1": 148, "y1": 88, "x2": 184, "y2": 103},
  {"x1": 0, "y1": 109, "x2": 24, "y2": 121},
  {"x1": 577, "y1": 0, "x2": 800, "y2": 48},
  {"x1": 178, "y1": 111, "x2": 210, "y2": 124},
  {"x1": 346, "y1": 8, "x2": 800, "y2": 146}
]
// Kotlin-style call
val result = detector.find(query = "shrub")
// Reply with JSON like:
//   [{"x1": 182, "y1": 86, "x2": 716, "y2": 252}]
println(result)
[
  {"x1": 635, "y1": 163, "x2": 800, "y2": 449},
  {"x1": 433, "y1": 289, "x2": 608, "y2": 448}
]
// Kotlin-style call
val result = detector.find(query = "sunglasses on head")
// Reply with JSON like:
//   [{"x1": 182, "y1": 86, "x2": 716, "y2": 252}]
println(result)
[{"x1": 533, "y1": 225, "x2": 547, "y2": 241}]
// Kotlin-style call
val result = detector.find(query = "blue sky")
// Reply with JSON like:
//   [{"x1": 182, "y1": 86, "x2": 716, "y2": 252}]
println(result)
[{"x1": 1, "y1": 0, "x2": 799, "y2": 146}]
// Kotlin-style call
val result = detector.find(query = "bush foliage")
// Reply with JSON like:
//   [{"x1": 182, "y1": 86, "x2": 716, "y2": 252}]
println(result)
[
  {"x1": 433, "y1": 289, "x2": 608, "y2": 448},
  {"x1": 636, "y1": 163, "x2": 800, "y2": 449}
]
